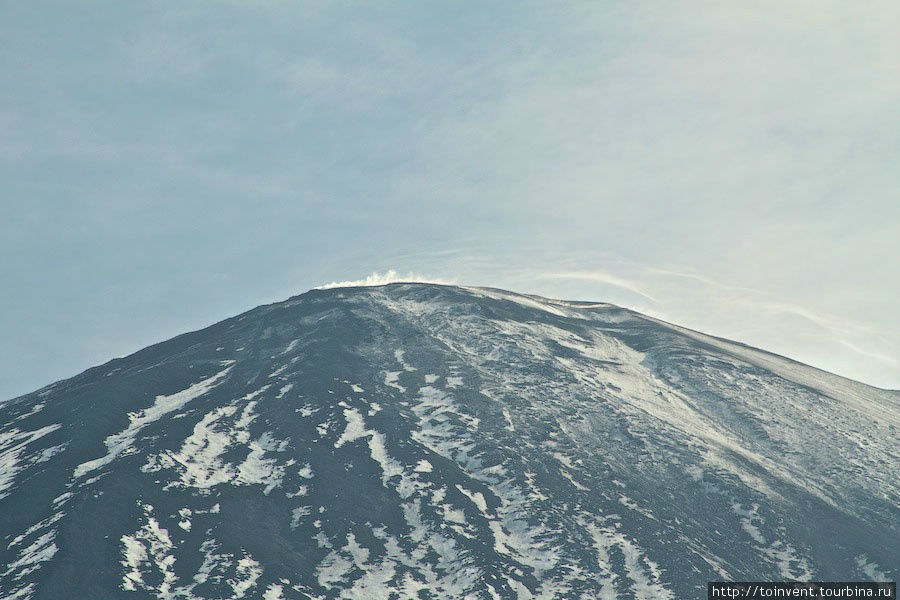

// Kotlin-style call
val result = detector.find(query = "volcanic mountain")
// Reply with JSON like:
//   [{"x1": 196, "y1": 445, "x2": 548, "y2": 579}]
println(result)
[{"x1": 1, "y1": 283, "x2": 897, "y2": 599}]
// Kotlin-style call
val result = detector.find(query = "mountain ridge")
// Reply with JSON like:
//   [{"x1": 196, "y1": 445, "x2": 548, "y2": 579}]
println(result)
[{"x1": 11, "y1": 283, "x2": 897, "y2": 405}]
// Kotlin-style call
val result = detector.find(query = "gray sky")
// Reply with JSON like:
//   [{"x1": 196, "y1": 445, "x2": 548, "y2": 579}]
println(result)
[{"x1": 2, "y1": 1, "x2": 898, "y2": 399}]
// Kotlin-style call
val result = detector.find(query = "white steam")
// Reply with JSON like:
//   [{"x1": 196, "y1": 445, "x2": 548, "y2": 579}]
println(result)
[{"x1": 316, "y1": 270, "x2": 455, "y2": 290}]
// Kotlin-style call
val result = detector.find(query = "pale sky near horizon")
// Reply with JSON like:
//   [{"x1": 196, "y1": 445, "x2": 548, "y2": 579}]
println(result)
[{"x1": 2, "y1": 1, "x2": 898, "y2": 399}]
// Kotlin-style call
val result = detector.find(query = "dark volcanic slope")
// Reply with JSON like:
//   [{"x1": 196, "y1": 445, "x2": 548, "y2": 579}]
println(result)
[{"x1": 1, "y1": 284, "x2": 897, "y2": 599}]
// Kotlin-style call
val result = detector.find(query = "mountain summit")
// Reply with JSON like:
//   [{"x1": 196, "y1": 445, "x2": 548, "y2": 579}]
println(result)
[{"x1": 1, "y1": 283, "x2": 897, "y2": 599}]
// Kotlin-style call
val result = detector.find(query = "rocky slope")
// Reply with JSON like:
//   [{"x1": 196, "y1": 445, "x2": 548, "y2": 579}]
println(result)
[{"x1": 1, "y1": 283, "x2": 896, "y2": 599}]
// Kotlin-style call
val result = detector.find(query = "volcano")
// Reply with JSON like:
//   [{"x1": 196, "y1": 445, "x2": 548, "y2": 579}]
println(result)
[{"x1": 1, "y1": 283, "x2": 896, "y2": 599}]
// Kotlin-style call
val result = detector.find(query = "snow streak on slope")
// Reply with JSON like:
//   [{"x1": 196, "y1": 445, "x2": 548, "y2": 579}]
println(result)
[
  {"x1": 73, "y1": 366, "x2": 232, "y2": 480},
  {"x1": 142, "y1": 384, "x2": 293, "y2": 495},
  {"x1": 0, "y1": 283, "x2": 896, "y2": 600},
  {"x1": 0, "y1": 425, "x2": 61, "y2": 499}
]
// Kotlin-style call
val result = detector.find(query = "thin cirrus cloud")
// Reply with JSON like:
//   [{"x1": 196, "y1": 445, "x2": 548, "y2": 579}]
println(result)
[
  {"x1": 537, "y1": 272, "x2": 657, "y2": 304},
  {"x1": 522, "y1": 263, "x2": 898, "y2": 386}
]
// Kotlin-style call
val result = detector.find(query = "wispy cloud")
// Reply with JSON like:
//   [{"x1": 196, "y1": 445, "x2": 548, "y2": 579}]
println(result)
[
  {"x1": 537, "y1": 271, "x2": 656, "y2": 303},
  {"x1": 837, "y1": 340, "x2": 899, "y2": 368}
]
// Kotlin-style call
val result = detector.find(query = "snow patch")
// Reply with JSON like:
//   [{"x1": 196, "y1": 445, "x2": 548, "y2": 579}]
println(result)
[
  {"x1": 383, "y1": 371, "x2": 405, "y2": 393},
  {"x1": 75, "y1": 367, "x2": 231, "y2": 479},
  {"x1": 0, "y1": 424, "x2": 61, "y2": 499},
  {"x1": 141, "y1": 386, "x2": 290, "y2": 495}
]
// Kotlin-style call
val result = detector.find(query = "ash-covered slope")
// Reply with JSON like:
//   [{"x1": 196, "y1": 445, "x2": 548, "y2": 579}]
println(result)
[{"x1": 1, "y1": 283, "x2": 897, "y2": 599}]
